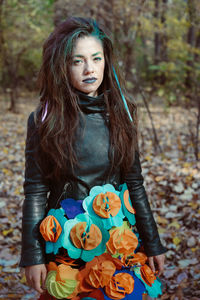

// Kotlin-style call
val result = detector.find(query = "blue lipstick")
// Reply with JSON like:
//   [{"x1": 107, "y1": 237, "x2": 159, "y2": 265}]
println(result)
[{"x1": 83, "y1": 77, "x2": 97, "y2": 84}]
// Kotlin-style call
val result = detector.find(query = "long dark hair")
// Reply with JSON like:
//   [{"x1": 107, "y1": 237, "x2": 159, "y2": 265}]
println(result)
[{"x1": 36, "y1": 17, "x2": 138, "y2": 180}]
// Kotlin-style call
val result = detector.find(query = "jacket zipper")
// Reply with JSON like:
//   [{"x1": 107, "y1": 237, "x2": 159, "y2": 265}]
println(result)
[{"x1": 54, "y1": 182, "x2": 71, "y2": 208}]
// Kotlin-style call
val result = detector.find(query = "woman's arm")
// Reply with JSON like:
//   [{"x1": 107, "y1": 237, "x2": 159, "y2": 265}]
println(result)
[
  {"x1": 124, "y1": 150, "x2": 167, "y2": 273},
  {"x1": 19, "y1": 113, "x2": 49, "y2": 293},
  {"x1": 20, "y1": 112, "x2": 49, "y2": 291}
]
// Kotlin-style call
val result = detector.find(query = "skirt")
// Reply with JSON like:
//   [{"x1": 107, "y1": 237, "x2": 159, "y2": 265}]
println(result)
[{"x1": 39, "y1": 183, "x2": 163, "y2": 299}]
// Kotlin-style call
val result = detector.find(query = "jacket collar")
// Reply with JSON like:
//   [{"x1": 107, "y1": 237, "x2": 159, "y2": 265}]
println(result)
[{"x1": 76, "y1": 91, "x2": 106, "y2": 114}]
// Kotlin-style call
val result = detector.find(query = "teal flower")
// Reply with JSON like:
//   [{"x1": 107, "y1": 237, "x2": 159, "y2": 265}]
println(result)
[
  {"x1": 62, "y1": 213, "x2": 110, "y2": 262},
  {"x1": 40, "y1": 208, "x2": 67, "y2": 255},
  {"x1": 119, "y1": 183, "x2": 136, "y2": 225},
  {"x1": 83, "y1": 184, "x2": 124, "y2": 230}
]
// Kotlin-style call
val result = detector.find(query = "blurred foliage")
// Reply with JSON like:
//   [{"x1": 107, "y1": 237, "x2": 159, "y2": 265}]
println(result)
[
  {"x1": 0, "y1": 0, "x2": 53, "y2": 91},
  {"x1": 0, "y1": 0, "x2": 200, "y2": 107}
]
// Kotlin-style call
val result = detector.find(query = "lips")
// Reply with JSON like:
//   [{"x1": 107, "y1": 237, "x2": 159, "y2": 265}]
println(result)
[{"x1": 82, "y1": 77, "x2": 97, "y2": 84}]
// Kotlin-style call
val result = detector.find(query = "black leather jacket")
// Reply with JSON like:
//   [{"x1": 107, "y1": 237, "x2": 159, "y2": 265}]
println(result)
[{"x1": 20, "y1": 92, "x2": 167, "y2": 267}]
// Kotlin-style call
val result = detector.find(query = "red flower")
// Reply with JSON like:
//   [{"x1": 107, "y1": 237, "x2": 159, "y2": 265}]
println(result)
[
  {"x1": 37, "y1": 292, "x2": 56, "y2": 300},
  {"x1": 72, "y1": 289, "x2": 105, "y2": 300}
]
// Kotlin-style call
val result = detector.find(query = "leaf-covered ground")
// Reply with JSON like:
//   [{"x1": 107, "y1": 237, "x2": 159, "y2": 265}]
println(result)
[{"x1": 0, "y1": 97, "x2": 199, "y2": 300}]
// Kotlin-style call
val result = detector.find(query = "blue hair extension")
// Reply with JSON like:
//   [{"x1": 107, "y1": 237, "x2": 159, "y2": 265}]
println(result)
[
  {"x1": 91, "y1": 20, "x2": 106, "y2": 41},
  {"x1": 112, "y1": 67, "x2": 133, "y2": 122},
  {"x1": 63, "y1": 29, "x2": 84, "y2": 61}
]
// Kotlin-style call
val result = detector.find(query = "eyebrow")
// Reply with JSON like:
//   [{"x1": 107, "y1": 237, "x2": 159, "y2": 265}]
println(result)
[{"x1": 72, "y1": 52, "x2": 102, "y2": 58}]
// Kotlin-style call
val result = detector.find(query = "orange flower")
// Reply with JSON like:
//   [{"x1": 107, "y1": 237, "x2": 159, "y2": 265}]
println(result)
[
  {"x1": 40, "y1": 215, "x2": 62, "y2": 242},
  {"x1": 55, "y1": 253, "x2": 79, "y2": 267},
  {"x1": 106, "y1": 226, "x2": 138, "y2": 257},
  {"x1": 93, "y1": 192, "x2": 121, "y2": 218},
  {"x1": 121, "y1": 252, "x2": 147, "y2": 267},
  {"x1": 46, "y1": 262, "x2": 80, "y2": 298},
  {"x1": 70, "y1": 221, "x2": 102, "y2": 250},
  {"x1": 140, "y1": 264, "x2": 156, "y2": 286},
  {"x1": 105, "y1": 272, "x2": 134, "y2": 299},
  {"x1": 78, "y1": 253, "x2": 123, "y2": 292},
  {"x1": 123, "y1": 189, "x2": 136, "y2": 214},
  {"x1": 47, "y1": 262, "x2": 79, "y2": 283}
]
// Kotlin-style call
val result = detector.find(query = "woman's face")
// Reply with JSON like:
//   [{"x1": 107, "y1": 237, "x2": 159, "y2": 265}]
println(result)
[{"x1": 69, "y1": 35, "x2": 105, "y2": 97}]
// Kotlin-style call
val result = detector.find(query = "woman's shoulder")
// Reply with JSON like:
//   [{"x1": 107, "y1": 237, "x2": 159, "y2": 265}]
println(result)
[
  {"x1": 27, "y1": 111, "x2": 34, "y2": 123},
  {"x1": 27, "y1": 109, "x2": 40, "y2": 129},
  {"x1": 26, "y1": 110, "x2": 40, "y2": 140}
]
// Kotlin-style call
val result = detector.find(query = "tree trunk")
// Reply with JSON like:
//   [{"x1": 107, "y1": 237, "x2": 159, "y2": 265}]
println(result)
[
  {"x1": 123, "y1": 18, "x2": 135, "y2": 83},
  {"x1": 7, "y1": 66, "x2": 18, "y2": 113},
  {"x1": 194, "y1": 28, "x2": 200, "y2": 161},
  {"x1": 154, "y1": 0, "x2": 168, "y2": 84},
  {"x1": 0, "y1": 0, "x2": 5, "y2": 80},
  {"x1": 96, "y1": 0, "x2": 113, "y2": 34},
  {"x1": 185, "y1": 26, "x2": 195, "y2": 91},
  {"x1": 159, "y1": 0, "x2": 168, "y2": 84},
  {"x1": 195, "y1": 99, "x2": 200, "y2": 161},
  {"x1": 0, "y1": 0, "x2": 4, "y2": 51},
  {"x1": 8, "y1": 88, "x2": 17, "y2": 113},
  {"x1": 154, "y1": 0, "x2": 160, "y2": 65},
  {"x1": 185, "y1": 0, "x2": 200, "y2": 161},
  {"x1": 185, "y1": 0, "x2": 196, "y2": 91}
]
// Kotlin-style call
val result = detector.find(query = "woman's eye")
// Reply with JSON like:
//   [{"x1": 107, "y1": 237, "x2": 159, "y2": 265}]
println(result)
[
  {"x1": 73, "y1": 60, "x2": 83, "y2": 65},
  {"x1": 94, "y1": 57, "x2": 102, "y2": 61}
]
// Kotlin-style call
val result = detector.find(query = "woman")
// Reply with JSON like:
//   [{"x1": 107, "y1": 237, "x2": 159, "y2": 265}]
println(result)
[{"x1": 20, "y1": 17, "x2": 167, "y2": 299}]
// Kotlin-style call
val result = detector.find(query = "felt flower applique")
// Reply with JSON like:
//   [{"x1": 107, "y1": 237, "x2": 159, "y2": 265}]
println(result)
[
  {"x1": 37, "y1": 292, "x2": 55, "y2": 300},
  {"x1": 103, "y1": 269, "x2": 146, "y2": 300},
  {"x1": 40, "y1": 208, "x2": 67, "y2": 254},
  {"x1": 140, "y1": 264, "x2": 157, "y2": 286},
  {"x1": 45, "y1": 262, "x2": 79, "y2": 299},
  {"x1": 60, "y1": 198, "x2": 84, "y2": 219},
  {"x1": 83, "y1": 184, "x2": 124, "y2": 230},
  {"x1": 55, "y1": 252, "x2": 80, "y2": 268},
  {"x1": 75, "y1": 289, "x2": 105, "y2": 300},
  {"x1": 78, "y1": 253, "x2": 123, "y2": 293},
  {"x1": 104, "y1": 270, "x2": 135, "y2": 299},
  {"x1": 62, "y1": 213, "x2": 110, "y2": 262},
  {"x1": 119, "y1": 183, "x2": 136, "y2": 225},
  {"x1": 121, "y1": 251, "x2": 148, "y2": 267},
  {"x1": 106, "y1": 221, "x2": 138, "y2": 258},
  {"x1": 134, "y1": 265, "x2": 162, "y2": 298}
]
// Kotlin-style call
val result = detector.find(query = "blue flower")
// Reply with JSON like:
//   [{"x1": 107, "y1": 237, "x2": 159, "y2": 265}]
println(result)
[
  {"x1": 119, "y1": 183, "x2": 136, "y2": 225},
  {"x1": 61, "y1": 198, "x2": 84, "y2": 219},
  {"x1": 83, "y1": 184, "x2": 124, "y2": 230},
  {"x1": 62, "y1": 213, "x2": 110, "y2": 262}
]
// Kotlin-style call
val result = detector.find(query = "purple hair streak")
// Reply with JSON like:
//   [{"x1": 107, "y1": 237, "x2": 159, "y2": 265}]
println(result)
[{"x1": 41, "y1": 101, "x2": 48, "y2": 122}]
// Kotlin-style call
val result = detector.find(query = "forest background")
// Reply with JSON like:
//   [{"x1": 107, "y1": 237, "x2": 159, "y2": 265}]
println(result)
[{"x1": 0, "y1": 0, "x2": 199, "y2": 299}]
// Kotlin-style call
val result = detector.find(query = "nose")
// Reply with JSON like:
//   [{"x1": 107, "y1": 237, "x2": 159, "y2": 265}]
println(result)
[{"x1": 84, "y1": 61, "x2": 94, "y2": 74}]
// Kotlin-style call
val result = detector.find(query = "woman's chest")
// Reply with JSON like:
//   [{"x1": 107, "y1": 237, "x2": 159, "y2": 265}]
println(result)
[{"x1": 74, "y1": 114, "x2": 110, "y2": 174}]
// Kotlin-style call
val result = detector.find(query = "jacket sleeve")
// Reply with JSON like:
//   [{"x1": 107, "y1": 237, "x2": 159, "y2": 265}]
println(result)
[
  {"x1": 19, "y1": 112, "x2": 49, "y2": 267},
  {"x1": 124, "y1": 150, "x2": 167, "y2": 257}
]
